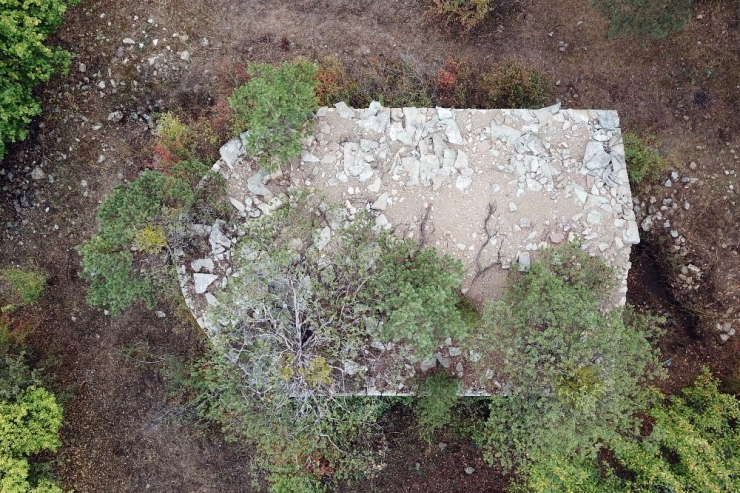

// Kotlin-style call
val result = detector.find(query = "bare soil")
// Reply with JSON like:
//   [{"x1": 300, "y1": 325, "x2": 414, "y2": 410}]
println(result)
[{"x1": 1, "y1": 0, "x2": 739, "y2": 491}]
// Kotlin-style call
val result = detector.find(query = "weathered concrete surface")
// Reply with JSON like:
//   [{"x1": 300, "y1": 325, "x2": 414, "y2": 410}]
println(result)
[{"x1": 176, "y1": 102, "x2": 638, "y2": 395}]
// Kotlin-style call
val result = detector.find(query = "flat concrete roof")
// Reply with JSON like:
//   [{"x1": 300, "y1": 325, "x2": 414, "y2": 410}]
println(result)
[{"x1": 176, "y1": 102, "x2": 639, "y2": 396}]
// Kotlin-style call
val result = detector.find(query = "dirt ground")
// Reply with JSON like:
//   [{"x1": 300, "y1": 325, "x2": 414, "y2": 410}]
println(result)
[{"x1": 1, "y1": 0, "x2": 739, "y2": 491}]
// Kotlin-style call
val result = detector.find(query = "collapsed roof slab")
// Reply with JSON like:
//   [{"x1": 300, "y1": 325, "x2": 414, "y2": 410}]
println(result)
[{"x1": 176, "y1": 102, "x2": 639, "y2": 396}]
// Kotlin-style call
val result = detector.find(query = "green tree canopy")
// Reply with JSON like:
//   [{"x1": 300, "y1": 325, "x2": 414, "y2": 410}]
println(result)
[
  {"x1": 479, "y1": 241, "x2": 665, "y2": 470},
  {"x1": 1, "y1": 0, "x2": 78, "y2": 162}
]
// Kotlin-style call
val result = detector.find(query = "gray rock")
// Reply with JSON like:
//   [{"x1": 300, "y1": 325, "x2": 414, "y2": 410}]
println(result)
[
  {"x1": 122, "y1": 37, "x2": 136, "y2": 44},
  {"x1": 229, "y1": 197, "x2": 245, "y2": 212},
  {"x1": 435, "y1": 352, "x2": 451, "y2": 369},
  {"x1": 343, "y1": 360, "x2": 366, "y2": 376},
  {"x1": 334, "y1": 101, "x2": 355, "y2": 119},
  {"x1": 179, "y1": 50, "x2": 191, "y2": 62},
  {"x1": 465, "y1": 467, "x2": 475, "y2": 475},
  {"x1": 193, "y1": 273, "x2": 218, "y2": 294},
  {"x1": 219, "y1": 138, "x2": 243, "y2": 169},
  {"x1": 420, "y1": 357, "x2": 437, "y2": 372},
  {"x1": 247, "y1": 171, "x2": 271, "y2": 196},
  {"x1": 30, "y1": 167, "x2": 46, "y2": 180},
  {"x1": 518, "y1": 251, "x2": 531, "y2": 271},
  {"x1": 107, "y1": 110, "x2": 124, "y2": 123},
  {"x1": 455, "y1": 175, "x2": 472, "y2": 191},
  {"x1": 371, "y1": 192, "x2": 389, "y2": 211},
  {"x1": 640, "y1": 216, "x2": 653, "y2": 232},
  {"x1": 549, "y1": 231, "x2": 565, "y2": 244},
  {"x1": 191, "y1": 258, "x2": 215, "y2": 273},
  {"x1": 315, "y1": 227, "x2": 331, "y2": 251},
  {"x1": 623, "y1": 221, "x2": 641, "y2": 245},
  {"x1": 448, "y1": 347, "x2": 462, "y2": 357}
]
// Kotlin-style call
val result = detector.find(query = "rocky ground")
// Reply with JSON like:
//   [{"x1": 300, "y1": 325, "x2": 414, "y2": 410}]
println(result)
[{"x1": 1, "y1": 0, "x2": 739, "y2": 491}]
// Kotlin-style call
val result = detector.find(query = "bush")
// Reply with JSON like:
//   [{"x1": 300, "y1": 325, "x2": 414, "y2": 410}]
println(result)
[
  {"x1": 78, "y1": 161, "x2": 226, "y2": 314},
  {"x1": 0, "y1": 0, "x2": 78, "y2": 163},
  {"x1": 0, "y1": 316, "x2": 65, "y2": 493},
  {"x1": 314, "y1": 56, "x2": 358, "y2": 107},
  {"x1": 369, "y1": 240, "x2": 471, "y2": 358},
  {"x1": 425, "y1": 0, "x2": 492, "y2": 33},
  {"x1": 517, "y1": 368, "x2": 740, "y2": 492},
  {"x1": 436, "y1": 58, "x2": 474, "y2": 108},
  {"x1": 0, "y1": 268, "x2": 46, "y2": 306},
  {"x1": 479, "y1": 241, "x2": 665, "y2": 470},
  {"x1": 168, "y1": 351, "x2": 388, "y2": 491},
  {"x1": 414, "y1": 372, "x2": 460, "y2": 443},
  {"x1": 593, "y1": 0, "x2": 693, "y2": 40},
  {"x1": 229, "y1": 61, "x2": 318, "y2": 172},
  {"x1": 614, "y1": 367, "x2": 740, "y2": 492},
  {"x1": 623, "y1": 131, "x2": 666, "y2": 191},
  {"x1": 480, "y1": 60, "x2": 552, "y2": 109}
]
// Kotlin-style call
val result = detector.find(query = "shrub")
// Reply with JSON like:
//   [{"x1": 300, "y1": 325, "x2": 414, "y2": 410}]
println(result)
[
  {"x1": 516, "y1": 368, "x2": 740, "y2": 492},
  {"x1": 479, "y1": 241, "x2": 665, "y2": 471},
  {"x1": 481, "y1": 60, "x2": 552, "y2": 109},
  {"x1": 207, "y1": 192, "x2": 472, "y2": 412},
  {"x1": 623, "y1": 131, "x2": 666, "y2": 191},
  {"x1": 133, "y1": 225, "x2": 168, "y2": 254},
  {"x1": 169, "y1": 351, "x2": 388, "y2": 491},
  {"x1": 0, "y1": 0, "x2": 78, "y2": 163},
  {"x1": 0, "y1": 268, "x2": 46, "y2": 305},
  {"x1": 314, "y1": 56, "x2": 358, "y2": 107},
  {"x1": 593, "y1": 0, "x2": 693, "y2": 40},
  {"x1": 352, "y1": 57, "x2": 434, "y2": 108},
  {"x1": 78, "y1": 161, "x2": 226, "y2": 314},
  {"x1": 1, "y1": 323, "x2": 65, "y2": 493},
  {"x1": 369, "y1": 240, "x2": 470, "y2": 358},
  {"x1": 614, "y1": 367, "x2": 740, "y2": 492},
  {"x1": 414, "y1": 372, "x2": 460, "y2": 443},
  {"x1": 229, "y1": 61, "x2": 318, "y2": 172},
  {"x1": 425, "y1": 0, "x2": 492, "y2": 33},
  {"x1": 436, "y1": 58, "x2": 473, "y2": 108}
]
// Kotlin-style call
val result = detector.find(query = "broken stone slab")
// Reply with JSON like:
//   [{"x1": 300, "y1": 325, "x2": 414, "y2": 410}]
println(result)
[
  {"x1": 247, "y1": 171, "x2": 271, "y2": 196},
  {"x1": 193, "y1": 273, "x2": 219, "y2": 294},
  {"x1": 420, "y1": 357, "x2": 436, "y2": 372},
  {"x1": 219, "y1": 138, "x2": 244, "y2": 169},
  {"x1": 334, "y1": 101, "x2": 355, "y2": 119},
  {"x1": 435, "y1": 352, "x2": 451, "y2": 369},
  {"x1": 597, "y1": 110, "x2": 620, "y2": 130},
  {"x1": 371, "y1": 192, "x2": 389, "y2": 210},
  {"x1": 209, "y1": 222, "x2": 232, "y2": 254},
  {"x1": 230, "y1": 197, "x2": 246, "y2": 212},
  {"x1": 623, "y1": 221, "x2": 640, "y2": 245},
  {"x1": 191, "y1": 258, "x2": 215, "y2": 273},
  {"x1": 518, "y1": 251, "x2": 531, "y2": 271},
  {"x1": 583, "y1": 141, "x2": 612, "y2": 171},
  {"x1": 490, "y1": 123, "x2": 522, "y2": 144},
  {"x1": 315, "y1": 226, "x2": 331, "y2": 251}
]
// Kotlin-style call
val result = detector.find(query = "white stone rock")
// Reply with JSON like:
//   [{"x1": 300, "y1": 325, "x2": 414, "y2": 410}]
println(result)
[
  {"x1": 219, "y1": 138, "x2": 243, "y2": 169},
  {"x1": 191, "y1": 258, "x2": 215, "y2": 273},
  {"x1": 229, "y1": 198, "x2": 245, "y2": 212},
  {"x1": 193, "y1": 273, "x2": 218, "y2": 294},
  {"x1": 315, "y1": 227, "x2": 331, "y2": 251},
  {"x1": 334, "y1": 101, "x2": 355, "y2": 119},
  {"x1": 371, "y1": 192, "x2": 389, "y2": 210}
]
